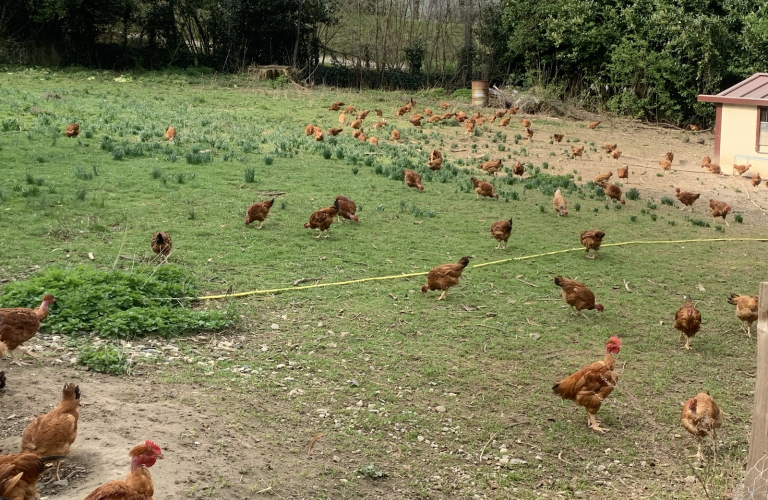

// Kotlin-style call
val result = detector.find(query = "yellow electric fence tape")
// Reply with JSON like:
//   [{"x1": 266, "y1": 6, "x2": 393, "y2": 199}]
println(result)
[{"x1": 178, "y1": 237, "x2": 767, "y2": 301}]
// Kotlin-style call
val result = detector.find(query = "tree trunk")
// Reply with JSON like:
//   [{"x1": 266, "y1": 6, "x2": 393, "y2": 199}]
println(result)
[{"x1": 292, "y1": 0, "x2": 303, "y2": 68}]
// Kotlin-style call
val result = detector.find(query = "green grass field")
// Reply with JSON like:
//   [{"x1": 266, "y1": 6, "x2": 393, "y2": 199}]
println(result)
[{"x1": 0, "y1": 68, "x2": 766, "y2": 499}]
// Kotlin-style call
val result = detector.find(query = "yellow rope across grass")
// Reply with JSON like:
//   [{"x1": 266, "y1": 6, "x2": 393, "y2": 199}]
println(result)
[{"x1": 188, "y1": 237, "x2": 767, "y2": 300}]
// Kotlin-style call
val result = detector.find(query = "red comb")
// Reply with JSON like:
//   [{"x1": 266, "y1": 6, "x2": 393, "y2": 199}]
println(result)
[
  {"x1": 608, "y1": 336, "x2": 621, "y2": 345},
  {"x1": 145, "y1": 440, "x2": 161, "y2": 452}
]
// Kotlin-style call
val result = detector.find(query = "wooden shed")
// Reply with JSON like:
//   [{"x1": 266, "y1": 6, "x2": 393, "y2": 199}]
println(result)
[{"x1": 697, "y1": 73, "x2": 768, "y2": 176}]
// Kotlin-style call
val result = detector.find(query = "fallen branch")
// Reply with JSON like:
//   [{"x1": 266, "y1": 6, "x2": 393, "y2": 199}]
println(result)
[
  {"x1": 479, "y1": 432, "x2": 498, "y2": 462},
  {"x1": 623, "y1": 280, "x2": 631, "y2": 292},
  {"x1": 307, "y1": 433, "x2": 323, "y2": 454},
  {"x1": 294, "y1": 277, "x2": 322, "y2": 285},
  {"x1": 515, "y1": 276, "x2": 538, "y2": 287}
]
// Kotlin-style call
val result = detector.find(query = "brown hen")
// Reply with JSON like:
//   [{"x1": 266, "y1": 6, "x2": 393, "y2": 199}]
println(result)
[
  {"x1": 709, "y1": 199, "x2": 731, "y2": 225},
  {"x1": 404, "y1": 169, "x2": 424, "y2": 191},
  {"x1": 580, "y1": 230, "x2": 605, "y2": 259},
  {"x1": 471, "y1": 177, "x2": 497, "y2": 199},
  {"x1": 681, "y1": 393, "x2": 722, "y2": 461},
  {"x1": 21, "y1": 383, "x2": 80, "y2": 480},
  {"x1": 0, "y1": 295, "x2": 55, "y2": 365},
  {"x1": 480, "y1": 159, "x2": 502, "y2": 175},
  {"x1": 151, "y1": 232, "x2": 172, "y2": 262},
  {"x1": 553, "y1": 336, "x2": 620, "y2": 433},
  {"x1": 490, "y1": 219, "x2": 513, "y2": 250},
  {"x1": 245, "y1": 199, "x2": 275, "y2": 228},
  {"x1": 553, "y1": 189, "x2": 568, "y2": 216},
  {"x1": 727, "y1": 293, "x2": 759, "y2": 337},
  {"x1": 0, "y1": 452, "x2": 67, "y2": 500},
  {"x1": 65, "y1": 123, "x2": 79, "y2": 138},
  {"x1": 554, "y1": 276, "x2": 603, "y2": 316},
  {"x1": 421, "y1": 257, "x2": 471, "y2": 300},
  {"x1": 304, "y1": 199, "x2": 340, "y2": 238},
  {"x1": 335, "y1": 195, "x2": 359, "y2": 222},
  {"x1": 675, "y1": 188, "x2": 700, "y2": 211},
  {"x1": 674, "y1": 296, "x2": 701, "y2": 350},
  {"x1": 428, "y1": 150, "x2": 443, "y2": 170}
]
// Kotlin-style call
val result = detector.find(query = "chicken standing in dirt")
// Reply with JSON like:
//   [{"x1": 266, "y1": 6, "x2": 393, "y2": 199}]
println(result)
[
  {"x1": 617, "y1": 165, "x2": 629, "y2": 183},
  {"x1": 674, "y1": 296, "x2": 701, "y2": 350},
  {"x1": 151, "y1": 232, "x2": 172, "y2": 262},
  {"x1": 0, "y1": 452, "x2": 67, "y2": 500},
  {"x1": 554, "y1": 276, "x2": 603, "y2": 316},
  {"x1": 335, "y1": 195, "x2": 359, "y2": 222},
  {"x1": 304, "y1": 199, "x2": 340, "y2": 239},
  {"x1": 593, "y1": 172, "x2": 612, "y2": 184},
  {"x1": 21, "y1": 383, "x2": 80, "y2": 480},
  {"x1": 580, "y1": 230, "x2": 605, "y2": 259},
  {"x1": 0, "y1": 294, "x2": 55, "y2": 366},
  {"x1": 733, "y1": 164, "x2": 751, "y2": 176},
  {"x1": 490, "y1": 219, "x2": 513, "y2": 249},
  {"x1": 681, "y1": 393, "x2": 722, "y2": 461},
  {"x1": 675, "y1": 189, "x2": 699, "y2": 211},
  {"x1": 245, "y1": 199, "x2": 274, "y2": 228},
  {"x1": 422, "y1": 257, "x2": 471, "y2": 300},
  {"x1": 83, "y1": 440, "x2": 163, "y2": 500},
  {"x1": 710, "y1": 199, "x2": 731, "y2": 225},
  {"x1": 553, "y1": 189, "x2": 568, "y2": 216},
  {"x1": 471, "y1": 177, "x2": 498, "y2": 199},
  {"x1": 599, "y1": 182, "x2": 625, "y2": 204},
  {"x1": 553, "y1": 336, "x2": 621, "y2": 433},
  {"x1": 480, "y1": 159, "x2": 502, "y2": 175},
  {"x1": 727, "y1": 293, "x2": 759, "y2": 337},
  {"x1": 513, "y1": 161, "x2": 524, "y2": 177}
]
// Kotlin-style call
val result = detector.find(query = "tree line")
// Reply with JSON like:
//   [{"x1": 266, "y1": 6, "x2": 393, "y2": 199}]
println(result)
[{"x1": 0, "y1": 0, "x2": 765, "y2": 125}]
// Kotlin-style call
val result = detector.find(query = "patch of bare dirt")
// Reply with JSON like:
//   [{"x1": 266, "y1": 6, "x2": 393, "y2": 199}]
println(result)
[{"x1": 0, "y1": 364, "x2": 389, "y2": 500}]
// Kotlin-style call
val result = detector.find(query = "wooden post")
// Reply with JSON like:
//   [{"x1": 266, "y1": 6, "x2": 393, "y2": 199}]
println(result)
[{"x1": 741, "y1": 283, "x2": 768, "y2": 499}]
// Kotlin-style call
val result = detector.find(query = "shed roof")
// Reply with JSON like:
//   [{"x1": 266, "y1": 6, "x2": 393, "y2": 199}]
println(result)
[{"x1": 698, "y1": 73, "x2": 768, "y2": 106}]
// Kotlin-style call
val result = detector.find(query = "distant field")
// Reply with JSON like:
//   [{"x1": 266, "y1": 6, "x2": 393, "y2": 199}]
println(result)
[{"x1": 0, "y1": 68, "x2": 766, "y2": 499}]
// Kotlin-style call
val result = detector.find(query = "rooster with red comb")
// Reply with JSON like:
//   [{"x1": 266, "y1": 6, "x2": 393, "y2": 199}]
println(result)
[
  {"x1": 83, "y1": 440, "x2": 163, "y2": 500},
  {"x1": 553, "y1": 337, "x2": 621, "y2": 433}
]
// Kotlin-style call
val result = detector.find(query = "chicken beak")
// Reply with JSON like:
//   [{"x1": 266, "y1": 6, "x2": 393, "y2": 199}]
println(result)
[{"x1": 156, "y1": 453, "x2": 165, "y2": 459}]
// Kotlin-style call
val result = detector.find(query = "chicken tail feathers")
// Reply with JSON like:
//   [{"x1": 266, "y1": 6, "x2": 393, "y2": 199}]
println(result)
[
  {"x1": 554, "y1": 276, "x2": 564, "y2": 288},
  {"x1": 552, "y1": 378, "x2": 577, "y2": 400},
  {"x1": 727, "y1": 293, "x2": 738, "y2": 305}
]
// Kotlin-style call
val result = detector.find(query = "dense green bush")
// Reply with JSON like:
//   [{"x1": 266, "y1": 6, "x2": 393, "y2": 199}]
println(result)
[
  {"x1": 501, "y1": 0, "x2": 768, "y2": 125},
  {"x1": 0, "y1": 266, "x2": 232, "y2": 339}
]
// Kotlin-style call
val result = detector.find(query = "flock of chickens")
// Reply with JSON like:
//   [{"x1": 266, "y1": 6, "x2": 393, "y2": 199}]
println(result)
[
  {"x1": 297, "y1": 98, "x2": 757, "y2": 458},
  {"x1": 0, "y1": 298, "x2": 163, "y2": 499},
  {"x1": 0, "y1": 94, "x2": 760, "y2": 498}
]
